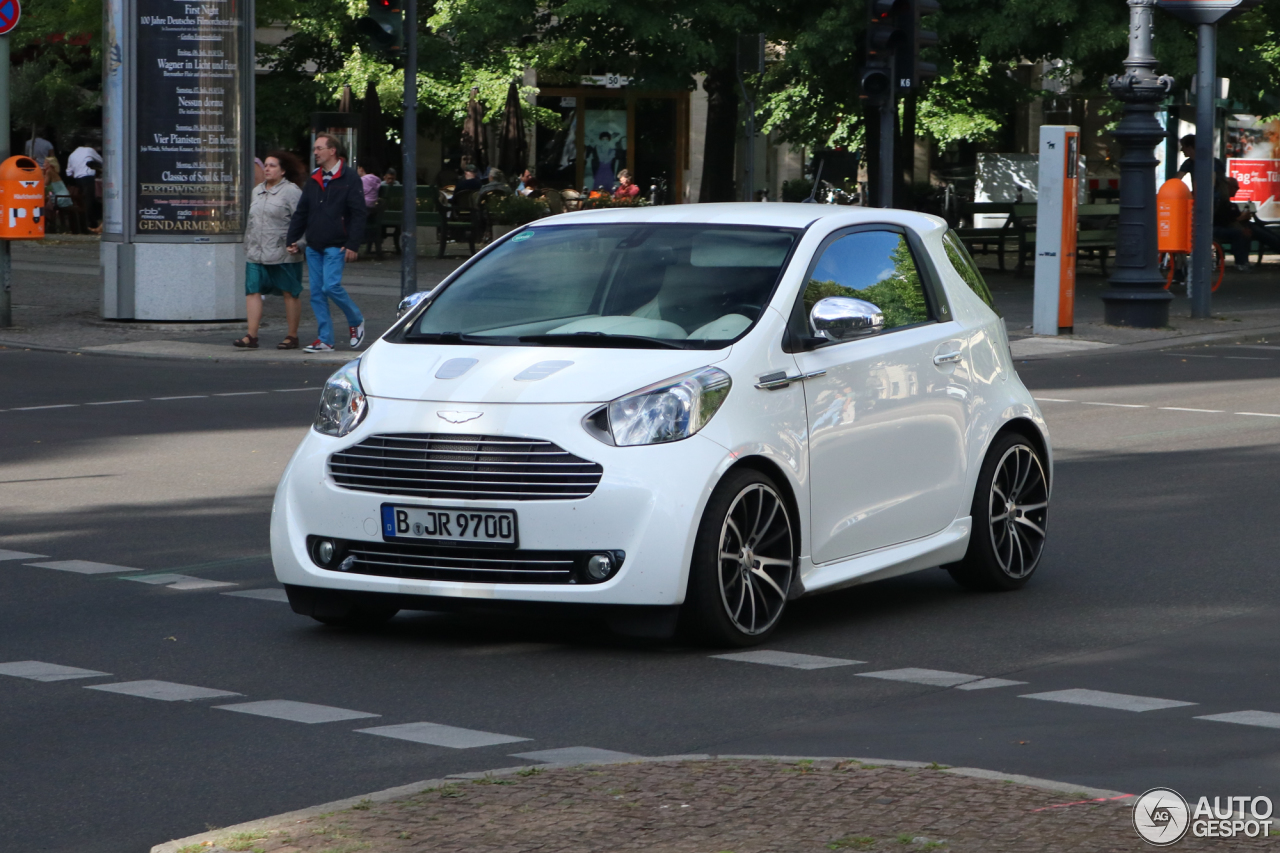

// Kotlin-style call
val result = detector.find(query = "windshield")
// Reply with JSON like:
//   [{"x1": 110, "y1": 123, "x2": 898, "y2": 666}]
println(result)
[{"x1": 404, "y1": 223, "x2": 801, "y2": 349}]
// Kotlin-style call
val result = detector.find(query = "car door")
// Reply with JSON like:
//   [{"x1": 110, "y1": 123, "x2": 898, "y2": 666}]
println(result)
[{"x1": 791, "y1": 227, "x2": 972, "y2": 564}]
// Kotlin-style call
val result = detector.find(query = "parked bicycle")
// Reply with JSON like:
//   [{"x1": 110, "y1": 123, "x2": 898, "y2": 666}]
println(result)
[{"x1": 1160, "y1": 241, "x2": 1225, "y2": 293}]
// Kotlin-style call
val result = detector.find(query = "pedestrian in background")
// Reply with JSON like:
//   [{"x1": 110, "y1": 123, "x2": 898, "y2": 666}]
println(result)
[
  {"x1": 286, "y1": 134, "x2": 367, "y2": 354},
  {"x1": 25, "y1": 130, "x2": 54, "y2": 164},
  {"x1": 613, "y1": 169, "x2": 640, "y2": 200},
  {"x1": 381, "y1": 167, "x2": 400, "y2": 188},
  {"x1": 236, "y1": 151, "x2": 307, "y2": 349},
  {"x1": 358, "y1": 164, "x2": 381, "y2": 208},
  {"x1": 66, "y1": 139, "x2": 103, "y2": 229}
]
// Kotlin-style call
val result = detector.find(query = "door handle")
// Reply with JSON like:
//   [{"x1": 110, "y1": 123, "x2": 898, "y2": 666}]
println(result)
[
  {"x1": 933, "y1": 351, "x2": 963, "y2": 365},
  {"x1": 755, "y1": 369, "x2": 827, "y2": 390}
]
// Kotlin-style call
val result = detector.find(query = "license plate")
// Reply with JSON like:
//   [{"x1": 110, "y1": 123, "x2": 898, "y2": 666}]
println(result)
[{"x1": 381, "y1": 504, "x2": 518, "y2": 546}]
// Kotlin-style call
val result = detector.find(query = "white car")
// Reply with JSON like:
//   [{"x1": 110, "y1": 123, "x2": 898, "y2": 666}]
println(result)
[{"x1": 271, "y1": 203, "x2": 1051, "y2": 646}]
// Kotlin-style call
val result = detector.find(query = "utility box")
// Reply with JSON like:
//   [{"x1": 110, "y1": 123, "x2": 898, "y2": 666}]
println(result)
[
  {"x1": 1157, "y1": 178, "x2": 1193, "y2": 254},
  {"x1": 1033, "y1": 126, "x2": 1080, "y2": 336},
  {"x1": 0, "y1": 156, "x2": 46, "y2": 240}
]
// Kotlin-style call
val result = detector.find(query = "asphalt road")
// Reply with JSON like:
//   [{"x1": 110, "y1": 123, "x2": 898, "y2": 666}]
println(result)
[{"x1": 4, "y1": 343, "x2": 1280, "y2": 852}]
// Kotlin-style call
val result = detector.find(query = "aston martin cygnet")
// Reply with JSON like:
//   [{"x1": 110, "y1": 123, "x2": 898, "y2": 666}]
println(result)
[{"x1": 271, "y1": 204, "x2": 1051, "y2": 645}]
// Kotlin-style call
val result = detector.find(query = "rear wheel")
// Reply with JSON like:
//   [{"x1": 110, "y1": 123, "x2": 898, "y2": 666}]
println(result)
[
  {"x1": 948, "y1": 433, "x2": 1049, "y2": 591},
  {"x1": 684, "y1": 469, "x2": 796, "y2": 646}
]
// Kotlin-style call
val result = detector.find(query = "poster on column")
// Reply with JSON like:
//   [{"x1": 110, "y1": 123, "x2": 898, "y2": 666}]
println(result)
[
  {"x1": 134, "y1": 0, "x2": 243, "y2": 235},
  {"x1": 1226, "y1": 115, "x2": 1280, "y2": 223},
  {"x1": 102, "y1": 0, "x2": 125, "y2": 234}
]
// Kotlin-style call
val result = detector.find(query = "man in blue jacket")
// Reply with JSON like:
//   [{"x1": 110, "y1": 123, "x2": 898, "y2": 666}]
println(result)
[{"x1": 286, "y1": 134, "x2": 368, "y2": 353}]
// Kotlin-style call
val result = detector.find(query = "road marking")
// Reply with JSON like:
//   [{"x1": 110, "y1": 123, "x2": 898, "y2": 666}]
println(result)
[
  {"x1": 512, "y1": 746, "x2": 640, "y2": 764},
  {"x1": 1236, "y1": 412, "x2": 1280, "y2": 418},
  {"x1": 1081, "y1": 402, "x2": 1147, "y2": 408},
  {"x1": 712, "y1": 650, "x2": 864, "y2": 670},
  {"x1": 1224, "y1": 356, "x2": 1270, "y2": 360},
  {"x1": 1033, "y1": 398, "x2": 1075, "y2": 403},
  {"x1": 25, "y1": 560, "x2": 140, "y2": 574},
  {"x1": 1159, "y1": 407, "x2": 1224, "y2": 413},
  {"x1": 215, "y1": 700, "x2": 380, "y2": 724},
  {"x1": 356, "y1": 721, "x2": 531, "y2": 748},
  {"x1": 85, "y1": 680, "x2": 241, "y2": 701},
  {"x1": 214, "y1": 391, "x2": 269, "y2": 397},
  {"x1": 0, "y1": 661, "x2": 110, "y2": 682},
  {"x1": 856, "y1": 668, "x2": 983, "y2": 687},
  {"x1": 273, "y1": 388, "x2": 319, "y2": 392},
  {"x1": 954, "y1": 677, "x2": 1028, "y2": 691},
  {"x1": 0, "y1": 549, "x2": 47, "y2": 561},
  {"x1": 1195, "y1": 710, "x2": 1280, "y2": 729},
  {"x1": 152, "y1": 395, "x2": 207, "y2": 401},
  {"x1": 121, "y1": 573, "x2": 236, "y2": 590},
  {"x1": 1020, "y1": 688, "x2": 1194, "y2": 712},
  {"x1": 1165, "y1": 353, "x2": 1218, "y2": 358},
  {"x1": 222, "y1": 589, "x2": 289, "y2": 602},
  {"x1": 86, "y1": 400, "x2": 143, "y2": 406},
  {"x1": 12, "y1": 404, "x2": 78, "y2": 411}
]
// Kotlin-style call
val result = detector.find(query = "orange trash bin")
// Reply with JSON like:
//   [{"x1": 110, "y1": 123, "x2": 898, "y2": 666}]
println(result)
[
  {"x1": 1157, "y1": 178, "x2": 1192, "y2": 254},
  {"x1": 0, "y1": 156, "x2": 46, "y2": 240}
]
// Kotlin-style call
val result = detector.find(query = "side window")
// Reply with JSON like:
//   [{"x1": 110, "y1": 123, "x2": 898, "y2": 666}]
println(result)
[
  {"x1": 943, "y1": 230, "x2": 999, "y2": 314},
  {"x1": 802, "y1": 230, "x2": 931, "y2": 331}
]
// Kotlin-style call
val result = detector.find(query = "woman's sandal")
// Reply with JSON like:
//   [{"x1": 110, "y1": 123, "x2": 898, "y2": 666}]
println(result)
[
  {"x1": 277, "y1": 335, "x2": 300, "y2": 350},
  {"x1": 233, "y1": 334, "x2": 259, "y2": 349}
]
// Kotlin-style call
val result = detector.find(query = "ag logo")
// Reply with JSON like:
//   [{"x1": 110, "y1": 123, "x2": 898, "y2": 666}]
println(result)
[
  {"x1": 1133, "y1": 787, "x2": 1190, "y2": 845},
  {"x1": 437, "y1": 411, "x2": 482, "y2": 424}
]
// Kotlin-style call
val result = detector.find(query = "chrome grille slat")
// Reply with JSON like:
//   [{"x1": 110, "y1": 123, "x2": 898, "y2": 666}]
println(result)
[
  {"x1": 329, "y1": 433, "x2": 604, "y2": 501},
  {"x1": 347, "y1": 548, "x2": 572, "y2": 566},
  {"x1": 337, "y1": 539, "x2": 583, "y2": 584}
]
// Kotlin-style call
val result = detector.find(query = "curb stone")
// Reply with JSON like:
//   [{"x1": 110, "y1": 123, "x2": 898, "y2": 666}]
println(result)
[{"x1": 148, "y1": 754, "x2": 1133, "y2": 853}]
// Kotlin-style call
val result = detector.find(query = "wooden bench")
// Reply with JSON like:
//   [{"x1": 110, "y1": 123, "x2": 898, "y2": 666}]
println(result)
[
  {"x1": 1007, "y1": 202, "x2": 1119, "y2": 274},
  {"x1": 954, "y1": 202, "x2": 1017, "y2": 270},
  {"x1": 380, "y1": 185, "x2": 479, "y2": 258}
]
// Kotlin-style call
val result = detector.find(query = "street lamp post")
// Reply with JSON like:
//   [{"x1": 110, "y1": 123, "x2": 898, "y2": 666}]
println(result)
[{"x1": 1099, "y1": 0, "x2": 1174, "y2": 328}]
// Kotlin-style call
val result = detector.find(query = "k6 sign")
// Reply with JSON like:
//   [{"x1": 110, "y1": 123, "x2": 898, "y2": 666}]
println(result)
[{"x1": 1157, "y1": 0, "x2": 1261, "y2": 24}]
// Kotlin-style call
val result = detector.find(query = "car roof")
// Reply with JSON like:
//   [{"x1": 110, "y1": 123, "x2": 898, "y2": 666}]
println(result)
[{"x1": 539, "y1": 202, "x2": 948, "y2": 236}]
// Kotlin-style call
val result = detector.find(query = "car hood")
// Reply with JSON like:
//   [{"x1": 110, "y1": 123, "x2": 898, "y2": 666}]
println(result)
[{"x1": 360, "y1": 341, "x2": 731, "y2": 404}]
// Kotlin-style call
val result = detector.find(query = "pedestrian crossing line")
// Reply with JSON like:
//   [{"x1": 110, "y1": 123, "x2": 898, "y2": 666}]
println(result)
[
  {"x1": 712, "y1": 650, "x2": 864, "y2": 670},
  {"x1": 12, "y1": 404, "x2": 78, "y2": 411},
  {"x1": 120, "y1": 573, "x2": 237, "y2": 590},
  {"x1": 24, "y1": 560, "x2": 141, "y2": 574},
  {"x1": 273, "y1": 387, "x2": 319, "y2": 392},
  {"x1": 1020, "y1": 688, "x2": 1194, "y2": 713},
  {"x1": 955, "y1": 677, "x2": 1028, "y2": 691},
  {"x1": 0, "y1": 661, "x2": 111, "y2": 682},
  {"x1": 215, "y1": 700, "x2": 380, "y2": 724},
  {"x1": 1194, "y1": 710, "x2": 1280, "y2": 730},
  {"x1": 356, "y1": 721, "x2": 531, "y2": 748},
  {"x1": 222, "y1": 588, "x2": 290, "y2": 602},
  {"x1": 85, "y1": 680, "x2": 241, "y2": 702},
  {"x1": 151, "y1": 395, "x2": 207, "y2": 401},
  {"x1": 856, "y1": 668, "x2": 983, "y2": 688},
  {"x1": 0, "y1": 549, "x2": 47, "y2": 561},
  {"x1": 1032, "y1": 397, "x2": 1075, "y2": 403},
  {"x1": 214, "y1": 391, "x2": 269, "y2": 397},
  {"x1": 1236, "y1": 412, "x2": 1280, "y2": 418},
  {"x1": 1158, "y1": 407, "x2": 1223, "y2": 413},
  {"x1": 1081, "y1": 402, "x2": 1147, "y2": 408},
  {"x1": 2, "y1": 388, "x2": 322, "y2": 410},
  {"x1": 85, "y1": 400, "x2": 142, "y2": 406}
]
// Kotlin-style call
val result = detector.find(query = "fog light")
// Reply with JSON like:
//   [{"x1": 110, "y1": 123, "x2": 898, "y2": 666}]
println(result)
[
  {"x1": 317, "y1": 540, "x2": 335, "y2": 564},
  {"x1": 585, "y1": 553, "x2": 614, "y2": 581}
]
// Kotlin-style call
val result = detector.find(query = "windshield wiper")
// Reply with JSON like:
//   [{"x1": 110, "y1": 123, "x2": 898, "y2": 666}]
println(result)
[
  {"x1": 517, "y1": 332, "x2": 686, "y2": 350},
  {"x1": 403, "y1": 331, "x2": 501, "y2": 345}
]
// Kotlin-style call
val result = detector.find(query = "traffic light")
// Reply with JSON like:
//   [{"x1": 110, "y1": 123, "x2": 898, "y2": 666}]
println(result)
[
  {"x1": 866, "y1": 0, "x2": 905, "y2": 64},
  {"x1": 357, "y1": 0, "x2": 403, "y2": 57},
  {"x1": 860, "y1": 65, "x2": 893, "y2": 107},
  {"x1": 894, "y1": 0, "x2": 939, "y2": 93}
]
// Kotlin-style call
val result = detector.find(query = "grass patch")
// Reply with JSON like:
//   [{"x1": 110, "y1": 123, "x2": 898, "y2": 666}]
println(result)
[
  {"x1": 828, "y1": 836, "x2": 876, "y2": 849},
  {"x1": 516, "y1": 767, "x2": 543, "y2": 777},
  {"x1": 350, "y1": 799, "x2": 373, "y2": 811}
]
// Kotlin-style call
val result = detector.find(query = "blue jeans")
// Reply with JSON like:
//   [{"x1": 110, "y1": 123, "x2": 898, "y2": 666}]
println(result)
[{"x1": 305, "y1": 246, "x2": 363, "y2": 346}]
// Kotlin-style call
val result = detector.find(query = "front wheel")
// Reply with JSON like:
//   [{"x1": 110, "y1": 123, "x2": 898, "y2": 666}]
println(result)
[
  {"x1": 948, "y1": 433, "x2": 1049, "y2": 591},
  {"x1": 684, "y1": 469, "x2": 796, "y2": 646}
]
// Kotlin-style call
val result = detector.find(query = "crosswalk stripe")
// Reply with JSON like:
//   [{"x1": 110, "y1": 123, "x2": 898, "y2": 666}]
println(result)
[
  {"x1": 121, "y1": 573, "x2": 236, "y2": 590},
  {"x1": 85, "y1": 680, "x2": 241, "y2": 701},
  {"x1": 856, "y1": 668, "x2": 982, "y2": 687},
  {"x1": 356, "y1": 721, "x2": 530, "y2": 748},
  {"x1": 0, "y1": 549, "x2": 47, "y2": 561},
  {"x1": 0, "y1": 661, "x2": 110, "y2": 681},
  {"x1": 215, "y1": 700, "x2": 380, "y2": 724},
  {"x1": 24, "y1": 560, "x2": 140, "y2": 574},
  {"x1": 1195, "y1": 710, "x2": 1280, "y2": 729},
  {"x1": 712, "y1": 650, "x2": 863, "y2": 670},
  {"x1": 1020, "y1": 689, "x2": 1194, "y2": 712},
  {"x1": 222, "y1": 589, "x2": 290, "y2": 602},
  {"x1": 955, "y1": 677, "x2": 1028, "y2": 691}
]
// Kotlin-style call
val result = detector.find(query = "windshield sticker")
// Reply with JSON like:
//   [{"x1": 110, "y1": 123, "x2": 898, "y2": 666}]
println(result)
[{"x1": 511, "y1": 232, "x2": 533, "y2": 242}]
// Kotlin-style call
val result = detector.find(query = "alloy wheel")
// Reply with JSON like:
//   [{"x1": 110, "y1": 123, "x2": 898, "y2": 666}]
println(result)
[
  {"x1": 988, "y1": 444, "x2": 1048, "y2": 578},
  {"x1": 717, "y1": 483, "x2": 794, "y2": 636}
]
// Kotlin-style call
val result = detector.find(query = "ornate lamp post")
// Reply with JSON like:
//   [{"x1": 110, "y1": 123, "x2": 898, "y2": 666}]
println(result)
[{"x1": 1100, "y1": 0, "x2": 1174, "y2": 328}]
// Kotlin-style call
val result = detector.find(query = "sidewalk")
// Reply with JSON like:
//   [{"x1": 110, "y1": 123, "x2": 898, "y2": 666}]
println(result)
[
  {"x1": 1, "y1": 236, "x2": 467, "y2": 364},
  {"x1": 6, "y1": 237, "x2": 1280, "y2": 364},
  {"x1": 149, "y1": 756, "x2": 1268, "y2": 853}
]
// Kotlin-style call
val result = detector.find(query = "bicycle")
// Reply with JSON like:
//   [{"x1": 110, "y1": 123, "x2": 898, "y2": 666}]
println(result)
[{"x1": 1160, "y1": 240, "x2": 1225, "y2": 293}]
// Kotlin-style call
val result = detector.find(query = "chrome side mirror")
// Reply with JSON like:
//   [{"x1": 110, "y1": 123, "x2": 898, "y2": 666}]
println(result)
[
  {"x1": 809, "y1": 296, "x2": 884, "y2": 343},
  {"x1": 396, "y1": 291, "x2": 431, "y2": 318}
]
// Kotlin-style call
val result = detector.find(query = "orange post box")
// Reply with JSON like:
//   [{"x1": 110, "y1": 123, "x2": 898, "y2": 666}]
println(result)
[
  {"x1": 0, "y1": 156, "x2": 46, "y2": 240},
  {"x1": 1157, "y1": 178, "x2": 1192, "y2": 254}
]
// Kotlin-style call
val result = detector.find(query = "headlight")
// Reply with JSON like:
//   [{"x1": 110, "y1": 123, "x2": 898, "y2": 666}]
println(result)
[
  {"x1": 314, "y1": 359, "x2": 368, "y2": 437},
  {"x1": 592, "y1": 366, "x2": 732, "y2": 446}
]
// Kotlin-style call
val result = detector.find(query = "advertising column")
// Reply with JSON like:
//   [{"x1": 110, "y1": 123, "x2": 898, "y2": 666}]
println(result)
[{"x1": 101, "y1": 0, "x2": 252, "y2": 320}]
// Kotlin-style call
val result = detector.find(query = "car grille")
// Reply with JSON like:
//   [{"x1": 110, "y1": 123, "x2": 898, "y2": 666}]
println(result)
[
  {"x1": 342, "y1": 539, "x2": 580, "y2": 584},
  {"x1": 329, "y1": 433, "x2": 604, "y2": 501}
]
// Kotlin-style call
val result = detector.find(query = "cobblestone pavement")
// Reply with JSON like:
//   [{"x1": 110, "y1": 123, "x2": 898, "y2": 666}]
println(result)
[{"x1": 163, "y1": 759, "x2": 1278, "y2": 853}]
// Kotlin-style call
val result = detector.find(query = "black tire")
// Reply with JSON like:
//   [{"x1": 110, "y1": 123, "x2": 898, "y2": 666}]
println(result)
[
  {"x1": 948, "y1": 432, "x2": 1049, "y2": 591},
  {"x1": 683, "y1": 468, "x2": 796, "y2": 647}
]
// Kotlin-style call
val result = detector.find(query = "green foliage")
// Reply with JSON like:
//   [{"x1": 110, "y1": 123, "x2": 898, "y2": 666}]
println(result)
[
  {"x1": 485, "y1": 193, "x2": 549, "y2": 224},
  {"x1": 803, "y1": 241, "x2": 927, "y2": 331}
]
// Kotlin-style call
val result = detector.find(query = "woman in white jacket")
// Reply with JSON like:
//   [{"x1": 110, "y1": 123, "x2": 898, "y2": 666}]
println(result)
[{"x1": 236, "y1": 151, "x2": 306, "y2": 349}]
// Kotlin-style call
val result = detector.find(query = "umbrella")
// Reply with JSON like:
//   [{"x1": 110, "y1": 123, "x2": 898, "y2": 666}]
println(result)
[
  {"x1": 498, "y1": 80, "x2": 528, "y2": 176},
  {"x1": 361, "y1": 80, "x2": 389, "y2": 175},
  {"x1": 461, "y1": 87, "x2": 488, "y2": 173}
]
